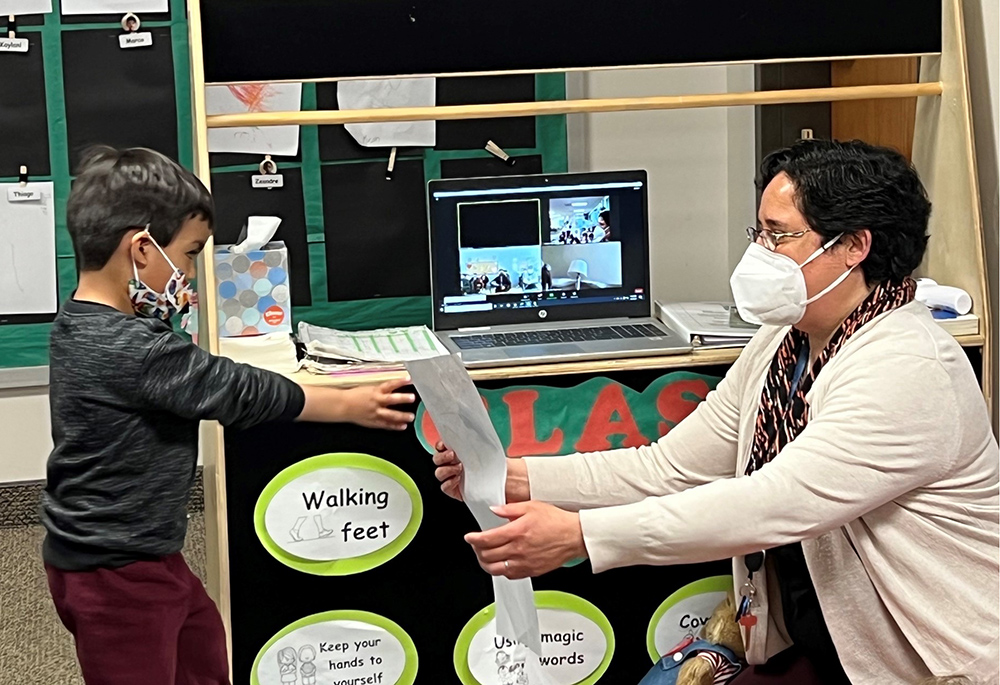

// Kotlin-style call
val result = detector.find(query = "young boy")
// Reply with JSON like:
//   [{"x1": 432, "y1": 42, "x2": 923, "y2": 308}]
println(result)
[{"x1": 41, "y1": 146, "x2": 416, "y2": 684}]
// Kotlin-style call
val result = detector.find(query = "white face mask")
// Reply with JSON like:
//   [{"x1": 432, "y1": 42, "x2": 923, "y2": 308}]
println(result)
[{"x1": 730, "y1": 233, "x2": 855, "y2": 326}]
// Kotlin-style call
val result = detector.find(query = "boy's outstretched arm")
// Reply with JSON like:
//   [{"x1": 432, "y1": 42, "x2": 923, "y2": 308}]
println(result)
[
  {"x1": 297, "y1": 379, "x2": 415, "y2": 430},
  {"x1": 134, "y1": 332, "x2": 414, "y2": 431}
]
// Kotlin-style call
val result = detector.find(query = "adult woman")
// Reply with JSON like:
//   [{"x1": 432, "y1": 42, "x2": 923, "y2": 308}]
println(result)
[{"x1": 434, "y1": 140, "x2": 999, "y2": 684}]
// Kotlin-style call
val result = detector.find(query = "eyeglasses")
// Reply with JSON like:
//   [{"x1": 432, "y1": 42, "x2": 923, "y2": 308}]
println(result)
[{"x1": 746, "y1": 226, "x2": 810, "y2": 251}]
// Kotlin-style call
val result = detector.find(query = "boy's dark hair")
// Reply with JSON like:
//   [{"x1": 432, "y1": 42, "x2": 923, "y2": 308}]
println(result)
[
  {"x1": 599, "y1": 210, "x2": 611, "y2": 224},
  {"x1": 67, "y1": 146, "x2": 214, "y2": 271},
  {"x1": 758, "y1": 139, "x2": 931, "y2": 285}
]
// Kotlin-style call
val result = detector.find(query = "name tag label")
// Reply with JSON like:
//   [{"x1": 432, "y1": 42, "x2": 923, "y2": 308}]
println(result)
[
  {"x1": 7, "y1": 188, "x2": 41, "y2": 202},
  {"x1": 252, "y1": 174, "x2": 284, "y2": 189},
  {"x1": 119, "y1": 32, "x2": 153, "y2": 49},
  {"x1": 0, "y1": 38, "x2": 29, "y2": 53}
]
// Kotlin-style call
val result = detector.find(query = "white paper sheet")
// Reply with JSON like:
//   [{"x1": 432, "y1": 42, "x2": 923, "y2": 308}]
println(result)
[
  {"x1": 299, "y1": 322, "x2": 449, "y2": 364},
  {"x1": 338, "y1": 78, "x2": 436, "y2": 148},
  {"x1": 206, "y1": 83, "x2": 302, "y2": 156},
  {"x1": 0, "y1": 0, "x2": 51, "y2": 15},
  {"x1": 0, "y1": 182, "x2": 57, "y2": 317},
  {"x1": 60, "y1": 0, "x2": 165, "y2": 15},
  {"x1": 405, "y1": 354, "x2": 542, "y2": 655}
]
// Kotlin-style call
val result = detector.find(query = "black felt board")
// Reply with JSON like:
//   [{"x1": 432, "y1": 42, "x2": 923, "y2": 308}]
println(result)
[
  {"x1": 7, "y1": 13, "x2": 43, "y2": 26},
  {"x1": 0, "y1": 34, "x2": 50, "y2": 177},
  {"x1": 223, "y1": 367, "x2": 733, "y2": 685},
  {"x1": 440, "y1": 154, "x2": 543, "y2": 180},
  {"x1": 210, "y1": 168, "x2": 312, "y2": 307},
  {"x1": 321, "y1": 160, "x2": 429, "y2": 302},
  {"x1": 314, "y1": 83, "x2": 421, "y2": 162},
  {"x1": 436, "y1": 75, "x2": 536, "y2": 151},
  {"x1": 62, "y1": 27, "x2": 177, "y2": 169},
  {"x1": 199, "y1": 0, "x2": 941, "y2": 83}
]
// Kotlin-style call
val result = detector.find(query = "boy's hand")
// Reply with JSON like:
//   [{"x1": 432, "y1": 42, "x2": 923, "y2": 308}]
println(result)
[
  {"x1": 340, "y1": 378, "x2": 416, "y2": 431},
  {"x1": 297, "y1": 378, "x2": 416, "y2": 429}
]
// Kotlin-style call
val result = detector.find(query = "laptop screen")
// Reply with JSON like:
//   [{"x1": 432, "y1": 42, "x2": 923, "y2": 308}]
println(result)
[{"x1": 428, "y1": 170, "x2": 651, "y2": 330}]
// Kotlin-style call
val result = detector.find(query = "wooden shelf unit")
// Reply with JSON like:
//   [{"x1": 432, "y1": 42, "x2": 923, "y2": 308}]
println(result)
[{"x1": 186, "y1": 0, "x2": 991, "y2": 668}]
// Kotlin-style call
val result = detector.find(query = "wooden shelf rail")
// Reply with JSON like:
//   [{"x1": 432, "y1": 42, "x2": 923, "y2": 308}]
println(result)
[{"x1": 205, "y1": 82, "x2": 943, "y2": 128}]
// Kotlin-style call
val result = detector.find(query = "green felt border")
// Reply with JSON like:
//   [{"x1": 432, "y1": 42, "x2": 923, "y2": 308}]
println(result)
[
  {"x1": 253, "y1": 453, "x2": 423, "y2": 576},
  {"x1": 251, "y1": 609, "x2": 419, "y2": 685},
  {"x1": 645, "y1": 575, "x2": 733, "y2": 662},
  {"x1": 453, "y1": 590, "x2": 615, "y2": 685}
]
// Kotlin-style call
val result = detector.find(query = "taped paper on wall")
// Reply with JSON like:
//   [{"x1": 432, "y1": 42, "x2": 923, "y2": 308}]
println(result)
[
  {"x1": 206, "y1": 83, "x2": 302, "y2": 156},
  {"x1": 0, "y1": 0, "x2": 51, "y2": 15},
  {"x1": 339, "y1": 78, "x2": 436, "y2": 148},
  {"x1": 0, "y1": 182, "x2": 57, "y2": 317},
  {"x1": 60, "y1": 0, "x2": 166, "y2": 15}
]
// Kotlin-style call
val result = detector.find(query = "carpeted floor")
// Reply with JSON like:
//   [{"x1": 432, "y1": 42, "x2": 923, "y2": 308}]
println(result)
[{"x1": 0, "y1": 513, "x2": 207, "y2": 682}]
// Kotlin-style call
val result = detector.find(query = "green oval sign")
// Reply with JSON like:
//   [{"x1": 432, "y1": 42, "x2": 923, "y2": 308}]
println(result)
[
  {"x1": 454, "y1": 590, "x2": 615, "y2": 685},
  {"x1": 646, "y1": 575, "x2": 733, "y2": 661},
  {"x1": 252, "y1": 610, "x2": 418, "y2": 685},
  {"x1": 254, "y1": 453, "x2": 423, "y2": 576}
]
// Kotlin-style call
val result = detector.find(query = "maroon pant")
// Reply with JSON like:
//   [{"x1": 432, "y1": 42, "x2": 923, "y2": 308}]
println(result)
[{"x1": 46, "y1": 553, "x2": 230, "y2": 685}]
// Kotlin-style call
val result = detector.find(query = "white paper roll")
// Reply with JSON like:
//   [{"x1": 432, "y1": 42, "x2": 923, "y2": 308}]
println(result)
[{"x1": 915, "y1": 282, "x2": 973, "y2": 315}]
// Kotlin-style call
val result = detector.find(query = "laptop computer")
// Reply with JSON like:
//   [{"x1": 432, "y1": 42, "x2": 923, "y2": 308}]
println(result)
[{"x1": 427, "y1": 170, "x2": 692, "y2": 367}]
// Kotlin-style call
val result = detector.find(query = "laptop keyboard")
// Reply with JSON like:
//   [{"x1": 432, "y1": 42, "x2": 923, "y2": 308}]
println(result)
[{"x1": 453, "y1": 324, "x2": 665, "y2": 350}]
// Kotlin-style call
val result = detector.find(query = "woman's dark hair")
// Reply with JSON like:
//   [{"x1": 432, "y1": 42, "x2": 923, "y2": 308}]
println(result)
[
  {"x1": 759, "y1": 139, "x2": 931, "y2": 284},
  {"x1": 599, "y1": 210, "x2": 611, "y2": 225},
  {"x1": 67, "y1": 146, "x2": 214, "y2": 271}
]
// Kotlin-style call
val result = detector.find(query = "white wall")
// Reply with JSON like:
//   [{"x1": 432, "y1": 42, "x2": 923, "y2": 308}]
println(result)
[
  {"x1": 0, "y1": 387, "x2": 52, "y2": 482},
  {"x1": 964, "y1": 0, "x2": 999, "y2": 429},
  {"x1": 567, "y1": 66, "x2": 758, "y2": 305}
]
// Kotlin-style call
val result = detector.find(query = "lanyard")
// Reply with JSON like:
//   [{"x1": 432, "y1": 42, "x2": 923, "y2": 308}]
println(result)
[{"x1": 737, "y1": 341, "x2": 810, "y2": 632}]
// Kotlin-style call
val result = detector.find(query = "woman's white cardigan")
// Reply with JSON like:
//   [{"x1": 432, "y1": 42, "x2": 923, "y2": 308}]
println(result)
[{"x1": 525, "y1": 301, "x2": 999, "y2": 683}]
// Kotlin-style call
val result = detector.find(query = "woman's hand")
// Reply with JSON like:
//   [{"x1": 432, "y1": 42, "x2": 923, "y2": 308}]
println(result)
[
  {"x1": 433, "y1": 443, "x2": 531, "y2": 503},
  {"x1": 464, "y1": 501, "x2": 587, "y2": 579}
]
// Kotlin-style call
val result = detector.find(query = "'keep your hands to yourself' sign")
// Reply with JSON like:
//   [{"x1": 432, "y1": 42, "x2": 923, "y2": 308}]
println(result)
[{"x1": 253, "y1": 610, "x2": 418, "y2": 685}]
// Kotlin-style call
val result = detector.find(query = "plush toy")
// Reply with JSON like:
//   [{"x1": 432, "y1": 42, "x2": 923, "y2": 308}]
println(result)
[{"x1": 639, "y1": 590, "x2": 745, "y2": 685}]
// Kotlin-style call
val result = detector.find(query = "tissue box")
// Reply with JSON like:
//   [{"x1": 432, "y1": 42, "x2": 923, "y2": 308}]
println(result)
[{"x1": 214, "y1": 241, "x2": 292, "y2": 337}]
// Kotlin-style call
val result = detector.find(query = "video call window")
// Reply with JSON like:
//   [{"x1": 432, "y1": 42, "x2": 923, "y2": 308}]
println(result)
[
  {"x1": 547, "y1": 196, "x2": 614, "y2": 245},
  {"x1": 455, "y1": 195, "x2": 624, "y2": 298}
]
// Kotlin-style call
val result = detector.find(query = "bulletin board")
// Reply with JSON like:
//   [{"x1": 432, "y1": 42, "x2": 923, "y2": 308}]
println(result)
[
  {"x1": 0, "y1": 0, "x2": 568, "y2": 370},
  {"x1": 0, "y1": 0, "x2": 193, "y2": 368}
]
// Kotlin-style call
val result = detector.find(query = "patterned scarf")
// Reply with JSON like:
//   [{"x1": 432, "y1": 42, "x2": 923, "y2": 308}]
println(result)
[{"x1": 746, "y1": 278, "x2": 916, "y2": 476}]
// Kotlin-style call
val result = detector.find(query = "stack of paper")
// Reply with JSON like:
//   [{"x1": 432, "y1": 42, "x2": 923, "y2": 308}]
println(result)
[
  {"x1": 656, "y1": 301, "x2": 759, "y2": 348},
  {"x1": 218, "y1": 332, "x2": 299, "y2": 375},
  {"x1": 298, "y1": 322, "x2": 448, "y2": 374},
  {"x1": 931, "y1": 311, "x2": 980, "y2": 337}
]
